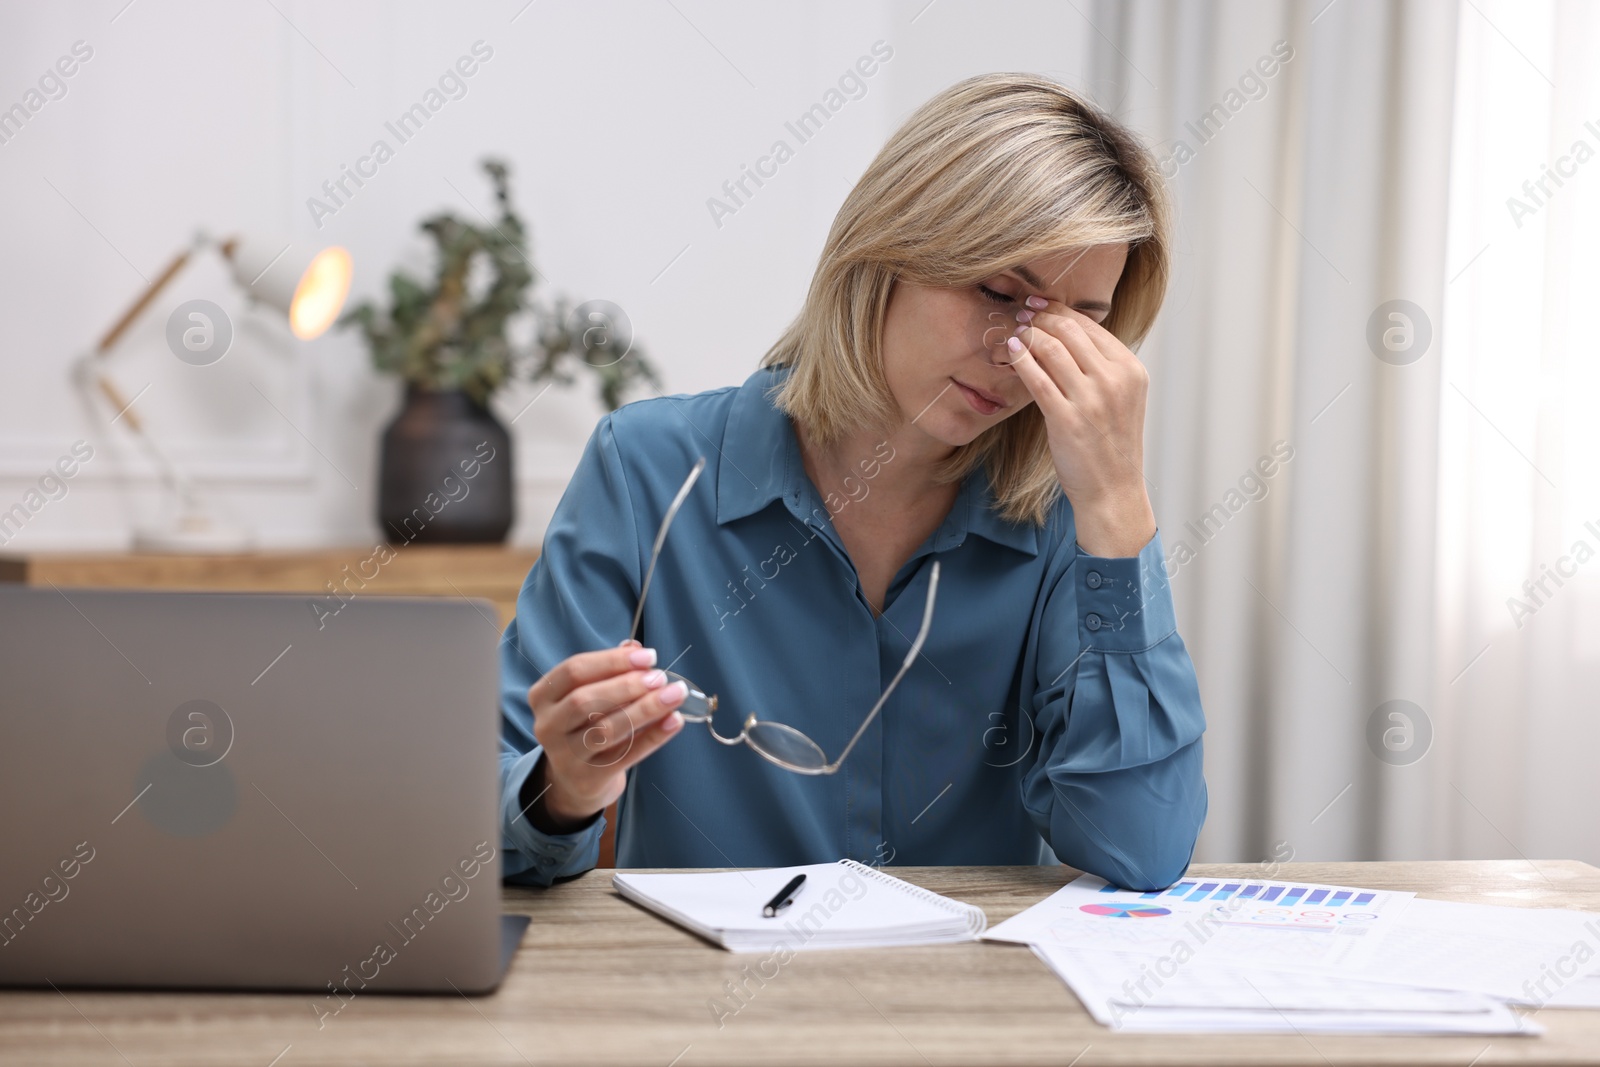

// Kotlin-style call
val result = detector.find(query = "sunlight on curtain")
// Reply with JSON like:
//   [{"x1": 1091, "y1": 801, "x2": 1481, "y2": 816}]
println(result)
[{"x1": 1438, "y1": 0, "x2": 1600, "y2": 864}]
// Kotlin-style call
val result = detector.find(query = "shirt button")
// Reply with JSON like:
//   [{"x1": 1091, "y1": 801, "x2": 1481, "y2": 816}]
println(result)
[
  {"x1": 1085, "y1": 613, "x2": 1102, "y2": 631},
  {"x1": 1085, "y1": 570, "x2": 1102, "y2": 589}
]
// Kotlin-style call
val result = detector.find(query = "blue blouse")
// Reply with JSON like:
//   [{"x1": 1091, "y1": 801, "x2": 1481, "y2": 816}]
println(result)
[{"x1": 497, "y1": 365, "x2": 1207, "y2": 890}]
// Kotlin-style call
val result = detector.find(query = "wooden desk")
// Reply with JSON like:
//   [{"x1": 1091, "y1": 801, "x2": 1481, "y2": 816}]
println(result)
[{"x1": 3, "y1": 861, "x2": 1598, "y2": 1066}]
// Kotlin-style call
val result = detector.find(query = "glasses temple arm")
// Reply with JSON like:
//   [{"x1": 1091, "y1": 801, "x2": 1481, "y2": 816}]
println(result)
[
  {"x1": 629, "y1": 455, "x2": 707, "y2": 644},
  {"x1": 825, "y1": 560, "x2": 941, "y2": 773}
]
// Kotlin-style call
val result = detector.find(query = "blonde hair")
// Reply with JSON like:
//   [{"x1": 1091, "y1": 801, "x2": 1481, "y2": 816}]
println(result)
[{"x1": 760, "y1": 72, "x2": 1172, "y2": 526}]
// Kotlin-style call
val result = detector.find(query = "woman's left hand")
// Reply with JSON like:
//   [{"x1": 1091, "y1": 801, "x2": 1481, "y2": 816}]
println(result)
[{"x1": 1004, "y1": 297, "x2": 1157, "y2": 558}]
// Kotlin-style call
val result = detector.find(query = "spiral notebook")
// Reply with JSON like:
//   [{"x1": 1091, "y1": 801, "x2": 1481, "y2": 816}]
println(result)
[{"x1": 612, "y1": 861, "x2": 989, "y2": 952}]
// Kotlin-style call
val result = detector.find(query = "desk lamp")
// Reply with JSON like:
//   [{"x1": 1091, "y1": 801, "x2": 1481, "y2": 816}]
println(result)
[{"x1": 72, "y1": 235, "x2": 352, "y2": 551}]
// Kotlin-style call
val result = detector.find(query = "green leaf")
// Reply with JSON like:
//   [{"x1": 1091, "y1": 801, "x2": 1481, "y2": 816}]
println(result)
[{"x1": 337, "y1": 157, "x2": 663, "y2": 410}]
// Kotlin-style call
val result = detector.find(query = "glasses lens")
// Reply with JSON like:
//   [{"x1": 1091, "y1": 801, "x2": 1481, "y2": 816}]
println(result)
[
  {"x1": 744, "y1": 720, "x2": 830, "y2": 774},
  {"x1": 665, "y1": 671, "x2": 716, "y2": 722}
]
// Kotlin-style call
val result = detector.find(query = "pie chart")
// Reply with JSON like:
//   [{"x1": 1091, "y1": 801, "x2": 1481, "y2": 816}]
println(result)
[{"x1": 1079, "y1": 903, "x2": 1171, "y2": 918}]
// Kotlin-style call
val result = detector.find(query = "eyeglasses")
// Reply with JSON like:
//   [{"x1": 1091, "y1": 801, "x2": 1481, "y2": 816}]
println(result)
[{"x1": 627, "y1": 455, "x2": 941, "y2": 775}]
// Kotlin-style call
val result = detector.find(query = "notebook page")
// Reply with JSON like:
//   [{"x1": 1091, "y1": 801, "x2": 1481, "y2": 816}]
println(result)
[{"x1": 613, "y1": 862, "x2": 971, "y2": 937}]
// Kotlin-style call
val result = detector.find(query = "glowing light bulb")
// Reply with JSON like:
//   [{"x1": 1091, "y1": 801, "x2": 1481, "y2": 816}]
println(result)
[{"x1": 289, "y1": 246, "x2": 353, "y2": 340}]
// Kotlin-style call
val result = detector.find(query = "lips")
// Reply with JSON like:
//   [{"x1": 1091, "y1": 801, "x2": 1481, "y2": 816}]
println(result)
[{"x1": 951, "y1": 377, "x2": 1007, "y2": 413}]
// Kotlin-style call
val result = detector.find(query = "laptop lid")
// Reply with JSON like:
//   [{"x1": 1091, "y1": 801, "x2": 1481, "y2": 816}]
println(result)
[{"x1": 0, "y1": 585, "x2": 516, "y2": 994}]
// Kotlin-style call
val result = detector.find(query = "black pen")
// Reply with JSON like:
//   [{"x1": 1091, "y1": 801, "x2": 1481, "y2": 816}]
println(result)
[{"x1": 762, "y1": 873, "x2": 807, "y2": 918}]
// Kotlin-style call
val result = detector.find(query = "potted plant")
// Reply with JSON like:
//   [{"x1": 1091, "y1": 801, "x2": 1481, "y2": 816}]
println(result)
[{"x1": 340, "y1": 158, "x2": 660, "y2": 544}]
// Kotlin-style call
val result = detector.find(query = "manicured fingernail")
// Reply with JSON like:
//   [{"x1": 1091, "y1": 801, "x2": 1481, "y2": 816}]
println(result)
[
  {"x1": 1007, "y1": 336, "x2": 1025, "y2": 354},
  {"x1": 629, "y1": 647, "x2": 657, "y2": 668},
  {"x1": 1025, "y1": 295, "x2": 1048, "y2": 309},
  {"x1": 643, "y1": 669, "x2": 666, "y2": 688},
  {"x1": 662, "y1": 711, "x2": 683, "y2": 733},
  {"x1": 1013, "y1": 324, "x2": 1029, "y2": 336},
  {"x1": 658, "y1": 680, "x2": 687, "y2": 705},
  {"x1": 1015, "y1": 309, "x2": 1035, "y2": 323}
]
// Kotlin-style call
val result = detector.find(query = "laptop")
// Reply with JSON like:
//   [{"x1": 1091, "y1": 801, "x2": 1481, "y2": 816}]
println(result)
[{"x1": 0, "y1": 584, "x2": 527, "y2": 994}]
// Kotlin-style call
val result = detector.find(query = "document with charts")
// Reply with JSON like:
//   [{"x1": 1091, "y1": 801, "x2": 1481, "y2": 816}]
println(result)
[
  {"x1": 1028, "y1": 943, "x2": 1541, "y2": 1035},
  {"x1": 985, "y1": 874, "x2": 1415, "y2": 972}
]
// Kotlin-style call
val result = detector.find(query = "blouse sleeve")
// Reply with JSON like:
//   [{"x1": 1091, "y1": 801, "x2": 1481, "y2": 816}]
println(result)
[
  {"x1": 498, "y1": 413, "x2": 643, "y2": 887},
  {"x1": 1018, "y1": 528, "x2": 1208, "y2": 890}
]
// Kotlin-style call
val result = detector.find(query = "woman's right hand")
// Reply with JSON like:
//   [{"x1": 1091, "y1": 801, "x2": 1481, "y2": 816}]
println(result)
[{"x1": 524, "y1": 638, "x2": 688, "y2": 833}]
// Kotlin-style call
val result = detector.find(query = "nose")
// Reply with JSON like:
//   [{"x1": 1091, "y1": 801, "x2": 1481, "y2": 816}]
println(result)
[
  {"x1": 979, "y1": 320, "x2": 1021, "y2": 369},
  {"x1": 981, "y1": 344, "x2": 1020, "y2": 370}
]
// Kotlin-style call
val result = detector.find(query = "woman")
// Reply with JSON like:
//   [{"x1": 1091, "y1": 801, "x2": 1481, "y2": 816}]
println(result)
[{"x1": 497, "y1": 72, "x2": 1206, "y2": 891}]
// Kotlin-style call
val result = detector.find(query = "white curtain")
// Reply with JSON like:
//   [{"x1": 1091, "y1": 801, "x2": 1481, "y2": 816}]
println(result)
[
  {"x1": 1435, "y1": 0, "x2": 1600, "y2": 866},
  {"x1": 1086, "y1": 0, "x2": 1462, "y2": 863}
]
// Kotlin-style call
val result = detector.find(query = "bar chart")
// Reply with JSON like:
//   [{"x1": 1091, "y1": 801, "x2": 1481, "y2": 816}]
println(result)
[
  {"x1": 1119, "y1": 882, "x2": 1378, "y2": 908},
  {"x1": 1087, "y1": 880, "x2": 1386, "y2": 932}
]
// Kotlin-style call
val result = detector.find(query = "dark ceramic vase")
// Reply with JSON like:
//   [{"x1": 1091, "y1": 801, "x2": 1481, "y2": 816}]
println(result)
[{"x1": 378, "y1": 387, "x2": 513, "y2": 544}]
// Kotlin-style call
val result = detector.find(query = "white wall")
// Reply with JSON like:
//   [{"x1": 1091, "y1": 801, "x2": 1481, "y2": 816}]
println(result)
[{"x1": 0, "y1": 0, "x2": 1093, "y2": 550}]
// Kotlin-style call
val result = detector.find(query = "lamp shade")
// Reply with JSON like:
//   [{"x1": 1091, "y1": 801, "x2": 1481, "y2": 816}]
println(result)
[{"x1": 224, "y1": 236, "x2": 352, "y2": 340}]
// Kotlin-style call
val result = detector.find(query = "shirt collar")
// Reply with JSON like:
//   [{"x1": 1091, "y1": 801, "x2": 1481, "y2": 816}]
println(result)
[
  {"x1": 714, "y1": 366, "x2": 793, "y2": 526},
  {"x1": 963, "y1": 462, "x2": 1042, "y2": 557},
  {"x1": 715, "y1": 365, "x2": 1040, "y2": 558}
]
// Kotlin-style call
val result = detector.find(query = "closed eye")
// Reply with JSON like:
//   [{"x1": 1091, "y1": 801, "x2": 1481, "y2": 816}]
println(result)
[{"x1": 977, "y1": 285, "x2": 1013, "y2": 305}]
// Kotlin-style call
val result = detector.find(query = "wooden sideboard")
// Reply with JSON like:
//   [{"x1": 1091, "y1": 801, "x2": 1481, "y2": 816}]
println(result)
[
  {"x1": 0, "y1": 544, "x2": 539, "y2": 625},
  {"x1": 0, "y1": 545, "x2": 621, "y2": 869}
]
